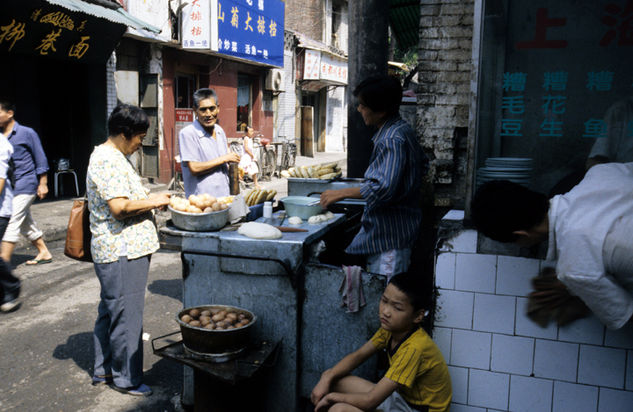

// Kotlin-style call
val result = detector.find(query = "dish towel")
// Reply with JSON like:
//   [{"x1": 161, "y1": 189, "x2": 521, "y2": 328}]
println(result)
[{"x1": 340, "y1": 265, "x2": 366, "y2": 313}]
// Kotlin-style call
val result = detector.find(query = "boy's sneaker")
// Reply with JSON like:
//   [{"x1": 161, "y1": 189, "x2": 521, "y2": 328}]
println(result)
[{"x1": 0, "y1": 299, "x2": 21, "y2": 313}]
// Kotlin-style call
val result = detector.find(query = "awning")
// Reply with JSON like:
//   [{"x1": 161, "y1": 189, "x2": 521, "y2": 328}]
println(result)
[
  {"x1": 389, "y1": 0, "x2": 419, "y2": 51},
  {"x1": 45, "y1": 0, "x2": 161, "y2": 33}
]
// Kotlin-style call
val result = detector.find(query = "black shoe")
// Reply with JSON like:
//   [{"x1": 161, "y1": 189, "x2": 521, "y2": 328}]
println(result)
[{"x1": 0, "y1": 299, "x2": 21, "y2": 313}]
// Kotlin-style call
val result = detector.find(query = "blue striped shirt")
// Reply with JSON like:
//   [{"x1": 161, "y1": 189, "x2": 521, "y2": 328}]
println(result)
[{"x1": 346, "y1": 116, "x2": 428, "y2": 255}]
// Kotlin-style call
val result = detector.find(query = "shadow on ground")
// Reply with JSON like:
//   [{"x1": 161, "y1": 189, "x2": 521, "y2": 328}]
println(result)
[
  {"x1": 52, "y1": 331, "x2": 94, "y2": 377},
  {"x1": 148, "y1": 279, "x2": 182, "y2": 301}
]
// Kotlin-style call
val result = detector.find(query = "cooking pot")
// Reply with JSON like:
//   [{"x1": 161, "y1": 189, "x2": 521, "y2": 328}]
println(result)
[
  {"x1": 169, "y1": 206, "x2": 229, "y2": 231},
  {"x1": 177, "y1": 304, "x2": 257, "y2": 354}
]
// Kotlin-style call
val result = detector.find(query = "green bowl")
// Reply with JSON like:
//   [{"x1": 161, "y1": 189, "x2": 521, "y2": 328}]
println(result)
[{"x1": 280, "y1": 196, "x2": 324, "y2": 219}]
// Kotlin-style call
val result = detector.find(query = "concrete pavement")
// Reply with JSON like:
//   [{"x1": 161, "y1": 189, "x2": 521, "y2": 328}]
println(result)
[{"x1": 22, "y1": 152, "x2": 347, "y2": 253}]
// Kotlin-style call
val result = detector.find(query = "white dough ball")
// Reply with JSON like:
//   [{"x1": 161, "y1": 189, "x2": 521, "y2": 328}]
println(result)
[{"x1": 288, "y1": 216, "x2": 303, "y2": 225}]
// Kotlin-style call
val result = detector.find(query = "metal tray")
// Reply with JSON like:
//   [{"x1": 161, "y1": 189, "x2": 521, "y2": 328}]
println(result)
[{"x1": 169, "y1": 206, "x2": 229, "y2": 231}]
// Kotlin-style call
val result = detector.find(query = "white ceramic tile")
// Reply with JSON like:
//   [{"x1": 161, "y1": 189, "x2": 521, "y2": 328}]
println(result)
[
  {"x1": 515, "y1": 297, "x2": 558, "y2": 339},
  {"x1": 553, "y1": 381, "x2": 598, "y2": 412},
  {"x1": 435, "y1": 289, "x2": 474, "y2": 329},
  {"x1": 455, "y1": 254, "x2": 497, "y2": 293},
  {"x1": 468, "y1": 369, "x2": 510, "y2": 410},
  {"x1": 448, "y1": 366, "x2": 469, "y2": 404},
  {"x1": 433, "y1": 327, "x2": 452, "y2": 362},
  {"x1": 627, "y1": 350, "x2": 633, "y2": 391},
  {"x1": 533, "y1": 339, "x2": 579, "y2": 382},
  {"x1": 597, "y1": 388, "x2": 633, "y2": 412},
  {"x1": 604, "y1": 320, "x2": 633, "y2": 350},
  {"x1": 436, "y1": 252, "x2": 456, "y2": 290},
  {"x1": 473, "y1": 294, "x2": 516, "y2": 334},
  {"x1": 449, "y1": 404, "x2": 486, "y2": 412},
  {"x1": 441, "y1": 229, "x2": 478, "y2": 253},
  {"x1": 509, "y1": 375, "x2": 553, "y2": 412},
  {"x1": 578, "y1": 345, "x2": 626, "y2": 389},
  {"x1": 558, "y1": 316, "x2": 605, "y2": 345},
  {"x1": 491, "y1": 334, "x2": 534, "y2": 375},
  {"x1": 496, "y1": 255, "x2": 539, "y2": 297},
  {"x1": 451, "y1": 329, "x2": 491, "y2": 370}
]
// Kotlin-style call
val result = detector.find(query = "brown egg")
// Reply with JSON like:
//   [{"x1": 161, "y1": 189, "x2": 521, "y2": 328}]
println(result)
[
  {"x1": 238, "y1": 313, "x2": 247, "y2": 321},
  {"x1": 204, "y1": 323, "x2": 214, "y2": 329},
  {"x1": 189, "y1": 320, "x2": 201, "y2": 327},
  {"x1": 189, "y1": 308, "x2": 201, "y2": 318},
  {"x1": 226, "y1": 312, "x2": 238, "y2": 322},
  {"x1": 210, "y1": 308, "x2": 221, "y2": 315},
  {"x1": 212, "y1": 202, "x2": 222, "y2": 211},
  {"x1": 200, "y1": 316, "x2": 211, "y2": 326},
  {"x1": 240, "y1": 318, "x2": 250, "y2": 326},
  {"x1": 212, "y1": 313, "x2": 225, "y2": 322},
  {"x1": 203, "y1": 207, "x2": 213, "y2": 213},
  {"x1": 200, "y1": 310, "x2": 211, "y2": 317},
  {"x1": 181, "y1": 314, "x2": 192, "y2": 323}
]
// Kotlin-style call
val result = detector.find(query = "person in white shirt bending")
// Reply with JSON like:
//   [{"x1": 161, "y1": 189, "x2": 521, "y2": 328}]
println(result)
[{"x1": 471, "y1": 162, "x2": 633, "y2": 330}]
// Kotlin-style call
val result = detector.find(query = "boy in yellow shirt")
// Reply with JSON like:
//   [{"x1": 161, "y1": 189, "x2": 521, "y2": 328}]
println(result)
[{"x1": 311, "y1": 272, "x2": 452, "y2": 412}]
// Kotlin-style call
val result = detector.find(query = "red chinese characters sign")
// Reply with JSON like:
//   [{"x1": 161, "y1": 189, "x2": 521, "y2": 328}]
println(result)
[{"x1": 0, "y1": 0, "x2": 126, "y2": 64}]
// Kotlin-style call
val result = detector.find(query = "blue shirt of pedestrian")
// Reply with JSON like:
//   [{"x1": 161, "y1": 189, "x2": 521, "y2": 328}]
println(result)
[
  {"x1": 6, "y1": 121, "x2": 49, "y2": 196},
  {"x1": 346, "y1": 116, "x2": 429, "y2": 255}
]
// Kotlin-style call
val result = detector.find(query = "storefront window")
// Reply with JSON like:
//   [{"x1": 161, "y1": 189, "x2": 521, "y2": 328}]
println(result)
[
  {"x1": 476, "y1": 0, "x2": 632, "y2": 196},
  {"x1": 176, "y1": 74, "x2": 196, "y2": 108},
  {"x1": 237, "y1": 74, "x2": 253, "y2": 131}
]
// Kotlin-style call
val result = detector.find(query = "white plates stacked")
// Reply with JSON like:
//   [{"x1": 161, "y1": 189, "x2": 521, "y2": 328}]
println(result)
[{"x1": 477, "y1": 157, "x2": 533, "y2": 187}]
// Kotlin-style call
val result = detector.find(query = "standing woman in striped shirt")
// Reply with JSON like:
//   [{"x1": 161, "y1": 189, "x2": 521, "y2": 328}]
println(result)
[{"x1": 320, "y1": 75, "x2": 428, "y2": 279}]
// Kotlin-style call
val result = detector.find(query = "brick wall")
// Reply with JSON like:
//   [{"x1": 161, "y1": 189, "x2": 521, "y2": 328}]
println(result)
[
  {"x1": 418, "y1": 0, "x2": 475, "y2": 207},
  {"x1": 434, "y1": 213, "x2": 633, "y2": 411},
  {"x1": 284, "y1": 0, "x2": 324, "y2": 41}
]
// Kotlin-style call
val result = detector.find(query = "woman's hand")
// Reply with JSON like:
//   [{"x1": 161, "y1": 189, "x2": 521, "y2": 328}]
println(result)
[
  {"x1": 149, "y1": 192, "x2": 171, "y2": 210},
  {"x1": 314, "y1": 393, "x2": 335, "y2": 412}
]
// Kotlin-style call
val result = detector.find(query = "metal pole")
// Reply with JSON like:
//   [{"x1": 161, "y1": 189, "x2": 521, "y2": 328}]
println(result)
[{"x1": 347, "y1": 0, "x2": 389, "y2": 177}]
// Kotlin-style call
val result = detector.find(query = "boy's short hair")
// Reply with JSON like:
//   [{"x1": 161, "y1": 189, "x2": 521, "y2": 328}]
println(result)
[
  {"x1": 353, "y1": 75, "x2": 402, "y2": 116},
  {"x1": 388, "y1": 272, "x2": 428, "y2": 312},
  {"x1": 471, "y1": 180, "x2": 550, "y2": 243},
  {"x1": 0, "y1": 99, "x2": 16, "y2": 113}
]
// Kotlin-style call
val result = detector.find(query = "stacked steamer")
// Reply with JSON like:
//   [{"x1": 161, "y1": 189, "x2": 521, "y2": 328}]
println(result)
[{"x1": 476, "y1": 157, "x2": 533, "y2": 188}]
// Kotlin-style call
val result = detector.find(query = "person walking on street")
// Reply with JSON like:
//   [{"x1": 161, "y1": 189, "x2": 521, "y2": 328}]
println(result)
[
  {"x1": 0, "y1": 129, "x2": 19, "y2": 313},
  {"x1": 0, "y1": 100, "x2": 52, "y2": 266},
  {"x1": 87, "y1": 104, "x2": 170, "y2": 395},
  {"x1": 178, "y1": 88, "x2": 240, "y2": 198}
]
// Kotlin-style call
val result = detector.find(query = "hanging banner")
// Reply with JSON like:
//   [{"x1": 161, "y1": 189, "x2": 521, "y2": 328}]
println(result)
[
  {"x1": 0, "y1": 0, "x2": 126, "y2": 64},
  {"x1": 182, "y1": 0, "x2": 218, "y2": 50},
  {"x1": 216, "y1": 0, "x2": 284, "y2": 67},
  {"x1": 320, "y1": 53, "x2": 347, "y2": 84},
  {"x1": 303, "y1": 49, "x2": 321, "y2": 80}
]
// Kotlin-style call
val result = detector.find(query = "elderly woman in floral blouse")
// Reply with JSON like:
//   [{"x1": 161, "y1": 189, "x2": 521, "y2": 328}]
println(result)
[{"x1": 86, "y1": 104, "x2": 170, "y2": 396}]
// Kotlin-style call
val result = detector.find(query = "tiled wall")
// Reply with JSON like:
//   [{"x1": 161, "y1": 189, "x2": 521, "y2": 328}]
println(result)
[{"x1": 434, "y1": 220, "x2": 633, "y2": 412}]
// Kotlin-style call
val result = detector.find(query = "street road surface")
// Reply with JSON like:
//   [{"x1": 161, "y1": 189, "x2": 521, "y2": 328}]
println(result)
[{"x1": 0, "y1": 240, "x2": 185, "y2": 411}]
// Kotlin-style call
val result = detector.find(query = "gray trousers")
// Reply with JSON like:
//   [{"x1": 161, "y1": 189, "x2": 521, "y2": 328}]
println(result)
[{"x1": 93, "y1": 255, "x2": 150, "y2": 388}]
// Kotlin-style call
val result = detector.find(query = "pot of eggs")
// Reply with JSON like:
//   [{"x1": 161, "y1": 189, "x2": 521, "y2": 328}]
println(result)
[
  {"x1": 177, "y1": 304, "x2": 257, "y2": 354},
  {"x1": 169, "y1": 194, "x2": 231, "y2": 231}
]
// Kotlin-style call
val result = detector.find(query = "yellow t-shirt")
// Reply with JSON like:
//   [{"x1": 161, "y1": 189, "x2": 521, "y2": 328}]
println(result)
[{"x1": 370, "y1": 327, "x2": 452, "y2": 412}]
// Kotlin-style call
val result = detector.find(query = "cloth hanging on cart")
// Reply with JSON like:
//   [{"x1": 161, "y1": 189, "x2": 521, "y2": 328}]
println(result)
[{"x1": 340, "y1": 265, "x2": 366, "y2": 313}]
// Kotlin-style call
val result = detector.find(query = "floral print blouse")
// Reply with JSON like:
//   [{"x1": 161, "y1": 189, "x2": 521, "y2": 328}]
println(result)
[{"x1": 86, "y1": 144, "x2": 159, "y2": 264}]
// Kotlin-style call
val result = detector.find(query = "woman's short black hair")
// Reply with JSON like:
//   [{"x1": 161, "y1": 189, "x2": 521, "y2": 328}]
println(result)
[
  {"x1": 471, "y1": 180, "x2": 550, "y2": 243},
  {"x1": 193, "y1": 88, "x2": 219, "y2": 109},
  {"x1": 353, "y1": 75, "x2": 402, "y2": 116},
  {"x1": 107, "y1": 104, "x2": 149, "y2": 140},
  {"x1": 388, "y1": 272, "x2": 429, "y2": 311}
]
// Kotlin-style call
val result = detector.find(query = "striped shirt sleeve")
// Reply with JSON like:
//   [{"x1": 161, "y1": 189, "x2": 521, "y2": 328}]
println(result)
[{"x1": 384, "y1": 343, "x2": 423, "y2": 388}]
